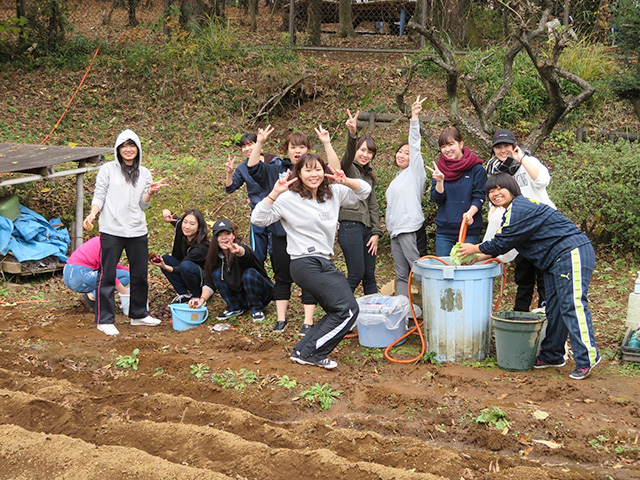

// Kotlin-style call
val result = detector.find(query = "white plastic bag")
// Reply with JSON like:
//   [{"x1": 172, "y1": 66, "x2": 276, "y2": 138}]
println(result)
[{"x1": 356, "y1": 294, "x2": 421, "y2": 329}]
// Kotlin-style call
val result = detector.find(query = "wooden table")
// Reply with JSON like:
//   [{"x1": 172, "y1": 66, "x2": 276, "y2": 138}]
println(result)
[{"x1": 0, "y1": 143, "x2": 111, "y2": 255}]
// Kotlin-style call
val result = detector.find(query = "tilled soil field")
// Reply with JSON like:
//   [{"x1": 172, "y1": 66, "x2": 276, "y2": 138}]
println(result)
[{"x1": 0, "y1": 276, "x2": 638, "y2": 480}]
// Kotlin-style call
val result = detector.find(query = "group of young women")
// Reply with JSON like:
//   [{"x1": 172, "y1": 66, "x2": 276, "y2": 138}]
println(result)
[{"x1": 76, "y1": 99, "x2": 599, "y2": 378}]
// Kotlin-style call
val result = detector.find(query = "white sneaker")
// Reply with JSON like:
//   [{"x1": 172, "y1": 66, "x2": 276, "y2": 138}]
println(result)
[
  {"x1": 97, "y1": 324, "x2": 120, "y2": 336},
  {"x1": 130, "y1": 315, "x2": 161, "y2": 326}
]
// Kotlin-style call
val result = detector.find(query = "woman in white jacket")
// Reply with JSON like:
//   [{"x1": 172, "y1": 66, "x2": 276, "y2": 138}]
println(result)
[
  {"x1": 385, "y1": 97, "x2": 428, "y2": 297},
  {"x1": 83, "y1": 129, "x2": 168, "y2": 336},
  {"x1": 485, "y1": 129, "x2": 556, "y2": 312}
]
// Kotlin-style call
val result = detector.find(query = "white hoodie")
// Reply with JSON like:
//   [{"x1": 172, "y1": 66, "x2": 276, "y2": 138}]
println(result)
[{"x1": 91, "y1": 129, "x2": 152, "y2": 237}]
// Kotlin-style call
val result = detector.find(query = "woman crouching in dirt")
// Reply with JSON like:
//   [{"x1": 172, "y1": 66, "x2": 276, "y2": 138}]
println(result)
[
  {"x1": 150, "y1": 209, "x2": 209, "y2": 305},
  {"x1": 188, "y1": 219, "x2": 274, "y2": 324},
  {"x1": 251, "y1": 154, "x2": 371, "y2": 369},
  {"x1": 456, "y1": 173, "x2": 600, "y2": 381},
  {"x1": 83, "y1": 129, "x2": 169, "y2": 336}
]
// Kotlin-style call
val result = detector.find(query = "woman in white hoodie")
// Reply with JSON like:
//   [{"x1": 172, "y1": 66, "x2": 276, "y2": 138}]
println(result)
[{"x1": 83, "y1": 129, "x2": 168, "y2": 336}]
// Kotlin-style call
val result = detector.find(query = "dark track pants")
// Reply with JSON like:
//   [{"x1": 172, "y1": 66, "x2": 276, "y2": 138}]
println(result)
[
  {"x1": 271, "y1": 234, "x2": 315, "y2": 305},
  {"x1": 97, "y1": 233, "x2": 149, "y2": 324},
  {"x1": 290, "y1": 256, "x2": 359, "y2": 361},
  {"x1": 338, "y1": 220, "x2": 378, "y2": 295},
  {"x1": 539, "y1": 244, "x2": 599, "y2": 370},
  {"x1": 514, "y1": 254, "x2": 546, "y2": 311}
]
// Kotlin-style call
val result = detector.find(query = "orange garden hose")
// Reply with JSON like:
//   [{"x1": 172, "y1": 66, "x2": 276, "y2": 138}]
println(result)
[
  {"x1": 40, "y1": 46, "x2": 100, "y2": 145},
  {"x1": 383, "y1": 219, "x2": 507, "y2": 364}
]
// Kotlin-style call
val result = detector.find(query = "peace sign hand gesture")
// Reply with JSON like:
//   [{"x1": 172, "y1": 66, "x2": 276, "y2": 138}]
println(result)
[
  {"x1": 314, "y1": 124, "x2": 331, "y2": 145},
  {"x1": 225, "y1": 154, "x2": 235, "y2": 174},
  {"x1": 271, "y1": 169, "x2": 298, "y2": 197},
  {"x1": 325, "y1": 164, "x2": 346, "y2": 184},
  {"x1": 411, "y1": 95, "x2": 426, "y2": 120},
  {"x1": 426, "y1": 161, "x2": 444, "y2": 182},
  {"x1": 257, "y1": 124, "x2": 274, "y2": 145},
  {"x1": 345, "y1": 109, "x2": 360, "y2": 138}
]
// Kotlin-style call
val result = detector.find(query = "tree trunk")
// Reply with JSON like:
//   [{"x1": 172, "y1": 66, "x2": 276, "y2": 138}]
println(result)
[
  {"x1": 306, "y1": 0, "x2": 321, "y2": 46},
  {"x1": 337, "y1": 0, "x2": 355, "y2": 38},
  {"x1": 249, "y1": 0, "x2": 258, "y2": 31},
  {"x1": 630, "y1": 97, "x2": 640, "y2": 123},
  {"x1": 127, "y1": 0, "x2": 138, "y2": 26}
]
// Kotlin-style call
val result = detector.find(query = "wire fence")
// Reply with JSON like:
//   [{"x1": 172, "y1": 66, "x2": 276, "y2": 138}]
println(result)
[{"x1": 0, "y1": 0, "x2": 613, "y2": 53}]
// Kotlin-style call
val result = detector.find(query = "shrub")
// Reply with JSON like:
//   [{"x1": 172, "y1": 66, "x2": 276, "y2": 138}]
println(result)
[{"x1": 550, "y1": 139, "x2": 640, "y2": 253}]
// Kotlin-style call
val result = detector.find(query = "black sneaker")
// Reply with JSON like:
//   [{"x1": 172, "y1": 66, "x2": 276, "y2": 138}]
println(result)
[
  {"x1": 533, "y1": 357, "x2": 566, "y2": 369},
  {"x1": 252, "y1": 311, "x2": 265, "y2": 322},
  {"x1": 298, "y1": 323, "x2": 312, "y2": 337},
  {"x1": 290, "y1": 350, "x2": 338, "y2": 369},
  {"x1": 171, "y1": 293, "x2": 192, "y2": 304},
  {"x1": 216, "y1": 309, "x2": 244, "y2": 321},
  {"x1": 81, "y1": 293, "x2": 95, "y2": 312},
  {"x1": 569, "y1": 356, "x2": 602, "y2": 380},
  {"x1": 273, "y1": 320, "x2": 288, "y2": 332}
]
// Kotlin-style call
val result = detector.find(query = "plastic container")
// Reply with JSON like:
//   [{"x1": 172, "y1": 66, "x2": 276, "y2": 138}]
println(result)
[
  {"x1": 626, "y1": 272, "x2": 640, "y2": 329},
  {"x1": 412, "y1": 257, "x2": 502, "y2": 362},
  {"x1": 118, "y1": 293, "x2": 149, "y2": 317},
  {"x1": 356, "y1": 294, "x2": 420, "y2": 348},
  {"x1": 0, "y1": 194, "x2": 20, "y2": 221},
  {"x1": 622, "y1": 328, "x2": 640, "y2": 363},
  {"x1": 169, "y1": 303, "x2": 209, "y2": 331},
  {"x1": 492, "y1": 311, "x2": 546, "y2": 371}
]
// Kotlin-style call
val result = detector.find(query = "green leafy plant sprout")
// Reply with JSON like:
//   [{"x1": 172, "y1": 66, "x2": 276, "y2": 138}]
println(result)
[
  {"x1": 278, "y1": 375, "x2": 298, "y2": 389},
  {"x1": 476, "y1": 407, "x2": 511, "y2": 430},
  {"x1": 300, "y1": 383, "x2": 342, "y2": 411},
  {"x1": 115, "y1": 349, "x2": 140, "y2": 371},
  {"x1": 420, "y1": 351, "x2": 442, "y2": 366},
  {"x1": 190, "y1": 363, "x2": 210, "y2": 379},
  {"x1": 211, "y1": 368, "x2": 257, "y2": 392}
]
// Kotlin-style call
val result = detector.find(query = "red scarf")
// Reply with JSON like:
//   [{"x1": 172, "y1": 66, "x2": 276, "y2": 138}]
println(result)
[{"x1": 436, "y1": 147, "x2": 483, "y2": 181}]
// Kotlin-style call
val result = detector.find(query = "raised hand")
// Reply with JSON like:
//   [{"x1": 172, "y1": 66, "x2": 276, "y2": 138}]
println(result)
[
  {"x1": 325, "y1": 164, "x2": 346, "y2": 184},
  {"x1": 149, "y1": 177, "x2": 169, "y2": 196},
  {"x1": 162, "y1": 209, "x2": 173, "y2": 222},
  {"x1": 272, "y1": 169, "x2": 298, "y2": 196},
  {"x1": 257, "y1": 124, "x2": 274, "y2": 144},
  {"x1": 314, "y1": 124, "x2": 331, "y2": 144},
  {"x1": 345, "y1": 109, "x2": 360, "y2": 138},
  {"x1": 426, "y1": 161, "x2": 444, "y2": 182},
  {"x1": 411, "y1": 95, "x2": 426, "y2": 120},
  {"x1": 228, "y1": 242, "x2": 244, "y2": 256},
  {"x1": 225, "y1": 154, "x2": 235, "y2": 174}
]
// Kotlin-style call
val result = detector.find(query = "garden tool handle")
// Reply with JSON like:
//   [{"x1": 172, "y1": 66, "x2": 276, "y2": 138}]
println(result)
[{"x1": 458, "y1": 218, "x2": 467, "y2": 243}]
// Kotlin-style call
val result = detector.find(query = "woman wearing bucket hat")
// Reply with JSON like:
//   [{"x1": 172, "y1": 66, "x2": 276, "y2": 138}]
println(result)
[
  {"x1": 189, "y1": 219, "x2": 274, "y2": 323},
  {"x1": 456, "y1": 173, "x2": 601, "y2": 380},
  {"x1": 485, "y1": 129, "x2": 555, "y2": 312},
  {"x1": 150, "y1": 209, "x2": 210, "y2": 304},
  {"x1": 251, "y1": 153, "x2": 371, "y2": 369},
  {"x1": 83, "y1": 129, "x2": 169, "y2": 336}
]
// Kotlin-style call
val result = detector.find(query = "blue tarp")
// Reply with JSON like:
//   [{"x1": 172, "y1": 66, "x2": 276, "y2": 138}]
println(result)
[{"x1": 0, "y1": 205, "x2": 69, "y2": 262}]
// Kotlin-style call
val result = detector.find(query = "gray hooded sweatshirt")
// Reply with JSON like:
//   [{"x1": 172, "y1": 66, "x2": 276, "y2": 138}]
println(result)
[{"x1": 91, "y1": 129, "x2": 152, "y2": 237}]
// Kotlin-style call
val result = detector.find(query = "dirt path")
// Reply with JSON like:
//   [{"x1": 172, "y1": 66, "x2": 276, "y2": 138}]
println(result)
[{"x1": 0, "y1": 277, "x2": 638, "y2": 480}]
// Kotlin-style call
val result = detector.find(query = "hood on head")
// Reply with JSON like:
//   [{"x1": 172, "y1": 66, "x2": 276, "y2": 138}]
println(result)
[{"x1": 114, "y1": 129, "x2": 142, "y2": 163}]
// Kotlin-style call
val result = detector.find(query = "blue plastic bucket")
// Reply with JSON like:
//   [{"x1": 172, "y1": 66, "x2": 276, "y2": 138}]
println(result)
[
  {"x1": 169, "y1": 303, "x2": 209, "y2": 331},
  {"x1": 412, "y1": 257, "x2": 502, "y2": 362}
]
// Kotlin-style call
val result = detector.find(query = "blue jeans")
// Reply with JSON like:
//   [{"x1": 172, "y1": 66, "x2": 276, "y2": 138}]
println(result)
[
  {"x1": 161, "y1": 255, "x2": 204, "y2": 297},
  {"x1": 337, "y1": 221, "x2": 378, "y2": 295},
  {"x1": 435, "y1": 233, "x2": 480, "y2": 258},
  {"x1": 64, "y1": 263, "x2": 130, "y2": 298}
]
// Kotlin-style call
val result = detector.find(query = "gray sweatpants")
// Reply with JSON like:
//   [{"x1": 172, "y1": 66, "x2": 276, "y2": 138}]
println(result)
[{"x1": 391, "y1": 231, "x2": 422, "y2": 297}]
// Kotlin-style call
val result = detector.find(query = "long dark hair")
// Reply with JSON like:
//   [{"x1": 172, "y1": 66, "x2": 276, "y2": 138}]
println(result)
[
  {"x1": 356, "y1": 136, "x2": 376, "y2": 186},
  {"x1": 204, "y1": 226, "x2": 240, "y2": 276},
  {"x1": 116, "y1": 139, "x2": 140, "y2": 186},
  {"x1": 182, "y1": 209, "x2": 209, "y2": 245},
  {"x1": 289, "y1": 153, "x2": 334, "y2": 203}
]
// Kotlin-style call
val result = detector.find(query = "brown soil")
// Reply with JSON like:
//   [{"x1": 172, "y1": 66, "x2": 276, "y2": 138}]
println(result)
[{"x1": 0, "y1": 275, "x2": 638, "y2": 480}]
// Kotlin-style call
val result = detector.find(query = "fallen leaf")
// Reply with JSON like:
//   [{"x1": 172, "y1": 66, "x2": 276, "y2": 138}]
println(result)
[
  {"x1": 532, "y1": 410, "x2": 549, "y2": 420},
  {"x1": 498, "y1": 393, "x2": 508, "y2": 400},
  {"x1": 532, "y1": 439, "x2": 563, "y2": 449}
]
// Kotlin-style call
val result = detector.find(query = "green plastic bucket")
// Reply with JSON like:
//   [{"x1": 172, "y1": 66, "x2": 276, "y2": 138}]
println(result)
[{"x1": 492, "y1": 311, "x2": 545, "y2": 371}]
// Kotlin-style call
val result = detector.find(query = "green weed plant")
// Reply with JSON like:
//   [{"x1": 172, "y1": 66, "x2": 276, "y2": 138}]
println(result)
[
  {"x1": 190, "y1": 363, "x2": 210, "y2": 379},
  {"x1": 300, "y1": 383, "x2": 342, "y2": 411},
  {"x1": 211, "y1": 368, "x2": 258, "y2": 392},
  {"x1": 475, "y1": 407, "x2": 511, "y2": 430},
  {"x1": 115, "y1": 348, "x2": 140, "y2": 371}
]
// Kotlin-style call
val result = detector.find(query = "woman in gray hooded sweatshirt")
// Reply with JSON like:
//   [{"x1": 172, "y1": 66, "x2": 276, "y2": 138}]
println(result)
[{"x1": 83, "y1": 129, "x2": 168, "y2": 336}]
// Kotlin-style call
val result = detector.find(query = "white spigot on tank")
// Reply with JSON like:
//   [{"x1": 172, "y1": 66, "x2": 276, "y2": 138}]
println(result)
[{"x1": 626, "y1": 271, "x2": 640, "y2": 329}]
